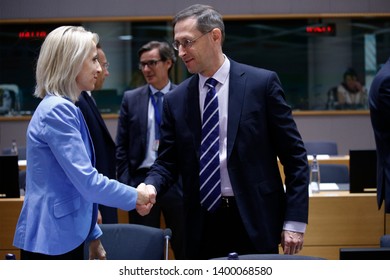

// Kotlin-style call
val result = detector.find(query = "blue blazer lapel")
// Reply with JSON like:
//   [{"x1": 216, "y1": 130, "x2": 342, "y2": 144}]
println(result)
[
  {"x1": 227, "y1": 60, "x2": 246, "y2": 161},
  {"x1": 76, "y1": 105, "x2": 96, "y2": 166}
]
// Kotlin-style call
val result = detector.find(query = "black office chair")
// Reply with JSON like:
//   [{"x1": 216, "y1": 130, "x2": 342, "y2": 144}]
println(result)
[
  {"x1": 304, "y1": 141, "x2": 338, "y2": 156},
  {"x1": 211, "y1": 253, "x2": 325, "y2": 260},
  {"x1": 380, "y1": 235, "x2": 390, "y2": 248},
  {"x1": 319, "y1": 164, "x2": 349, "y2": 183},
  {"x1": 84, "y1": 224, "x2": 171, "y2": 260}
]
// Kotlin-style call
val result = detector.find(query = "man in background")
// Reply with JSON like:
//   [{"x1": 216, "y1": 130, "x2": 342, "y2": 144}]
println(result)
[
  {"x1": 116, "y1": 41, "x2": 184, "y2": 259},
  {"x1": 76, "y1": 43, "x2": 118, "y2": 223},
  {"x1": 369, "y1": 60, "x2": 390, "y2": 214}
]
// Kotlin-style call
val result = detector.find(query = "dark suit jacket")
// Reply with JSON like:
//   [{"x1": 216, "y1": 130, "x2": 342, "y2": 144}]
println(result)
[
  {"x1": 76, "y1": 91, "x2": 118, "y2": 223},
  {"x1": 369, "y1": 58, "x2": 390, "y2": 213},
  {"x1": 145, "y1": 59, "x2": 309, "y2": 257},
  {"x1": 116, "y1": 83, "x2": 176, "y2": 184}
]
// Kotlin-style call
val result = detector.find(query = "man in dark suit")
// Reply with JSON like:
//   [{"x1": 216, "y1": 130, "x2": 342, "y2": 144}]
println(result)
[
  {"x1": 369, "y1": 60, "x2": 390, "y2": 214},
  {"x1": 116, "y1": 41, "x2": 184, "y2": 259},
  {"x1": 143, "y1": 4, "x2": 309, "y2": 260},
  {"x1": 76, "y1": 43, "x2": 118, "y2": 223}
]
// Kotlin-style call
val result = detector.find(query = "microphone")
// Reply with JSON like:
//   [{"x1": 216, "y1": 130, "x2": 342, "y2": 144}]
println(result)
[{"x1": 164, "y1": 228, "x2": 172, "y2": 260}]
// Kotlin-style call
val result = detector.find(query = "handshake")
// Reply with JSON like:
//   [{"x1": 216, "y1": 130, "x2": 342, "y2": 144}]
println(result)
[{"x1": 135, "y1": 183, "x2": 156, "y2": 216}]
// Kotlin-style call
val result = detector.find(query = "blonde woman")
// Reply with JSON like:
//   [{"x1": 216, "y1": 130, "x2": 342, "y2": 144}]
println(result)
[{"x1": 13, "y1": 26, "x2": 155, "y2": 260}]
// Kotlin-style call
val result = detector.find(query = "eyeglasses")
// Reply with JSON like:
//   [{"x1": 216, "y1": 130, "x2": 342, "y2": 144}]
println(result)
[
  {"x1": 172, "y1": 30, "x2": 212, "y2": 51},
  {"x1": 101, "y1": 62, "x2": 109, "y2": 70},
  {"x1": 138, "y1": 59, "x2": 162, "y2": 70}
]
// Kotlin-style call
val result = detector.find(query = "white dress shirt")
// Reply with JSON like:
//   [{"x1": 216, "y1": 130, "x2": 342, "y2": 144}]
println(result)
[
  {"x1": 139, "y1": 82, "x2": 171, "y2": 169},
  {"x1": 198, "y1": 55, "x2": 306, "y2": 233}
]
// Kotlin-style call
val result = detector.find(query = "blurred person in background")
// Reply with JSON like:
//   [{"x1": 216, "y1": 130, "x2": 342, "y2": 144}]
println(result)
[{"x1": 337, "y1": 68, "x2": 367, "y2": 109}]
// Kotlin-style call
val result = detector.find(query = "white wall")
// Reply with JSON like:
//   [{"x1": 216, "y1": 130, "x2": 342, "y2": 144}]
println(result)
[
  {"x1": 1, "y1": 0, "x2": 390, "y2": 21},
  {"x1": 294, "y1": 113, "x2": 376, "y2": 154}
]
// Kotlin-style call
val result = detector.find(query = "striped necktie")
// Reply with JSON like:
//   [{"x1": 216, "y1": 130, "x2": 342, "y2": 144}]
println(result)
[{"x1": 199, "y1": 78, "x2": 221, "y2": 212}]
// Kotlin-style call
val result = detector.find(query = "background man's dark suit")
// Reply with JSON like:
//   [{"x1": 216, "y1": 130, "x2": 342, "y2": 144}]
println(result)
[
  {"x1": 116, "y1": 84, "x2": 176, "y2": 187},
  {"x1": 116, "y1": 83, "x2": 184, "y2": 259},
  {"x1": 76, "y1": 91, "x2": 118, "y2": 223},
  {"x1": 116, "y1": 85, "x2": 156, "y2": 182},
  {"x1": 145, "y1": 59, "x2": 309, "y2": 259},
  {"x1": 369, "y1": 58, "x2": 390, "y2": 213}
]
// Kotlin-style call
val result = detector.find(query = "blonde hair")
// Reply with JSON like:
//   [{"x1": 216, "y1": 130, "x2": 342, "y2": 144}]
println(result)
[{"x1": 34, "y1": 26, "x2": 99, "y2": 102}]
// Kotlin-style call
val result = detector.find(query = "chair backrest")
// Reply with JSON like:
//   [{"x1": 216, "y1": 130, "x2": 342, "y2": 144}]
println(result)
[
  {"x1": 84, "y1": 224, "x2": 168, "y2": 260},
  {"x1": 304, "y1": 141, "x2": 338, "y2": 156},
  {"x1": 319, "y1": 164, "x2": 349, "y2": 183},
  {"x1": 380, "y1": 235, "x2": 390, "y2": 248},
  {"x1": 211, "y1": 253, "x2": 325, "y2": 260}
]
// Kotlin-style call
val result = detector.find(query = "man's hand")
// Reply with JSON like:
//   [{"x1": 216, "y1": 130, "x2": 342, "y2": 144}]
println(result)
[
  {"x1": 88, "y1": 239, "x2": 107, "y2": 260},
  {"x1": 136, "y1": 183, "x2": 156, "y2": 216},
  {"x1": 281, "y1": 230, "x2": 304, "y2": 255}
]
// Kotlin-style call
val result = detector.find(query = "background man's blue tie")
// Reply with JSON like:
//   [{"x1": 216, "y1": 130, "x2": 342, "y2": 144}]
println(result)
[
  {"x1": 155, "y1": 91, "x2": 163, "y2": 114},
  {"x1": 199, "y1": 78, "x2": 221, "y2": 212}
]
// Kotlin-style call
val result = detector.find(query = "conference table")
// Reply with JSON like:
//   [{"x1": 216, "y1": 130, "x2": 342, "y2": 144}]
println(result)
[
  {"x1": 3, "y1": 155, "x2": 389, "y2": 260},
  {"x1": 2, "y1": 191, "x2": 387, "y2": 260},
  {"x1": 299, "y1": 190, "x2": 388, "y2": 260}
]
